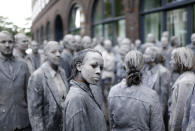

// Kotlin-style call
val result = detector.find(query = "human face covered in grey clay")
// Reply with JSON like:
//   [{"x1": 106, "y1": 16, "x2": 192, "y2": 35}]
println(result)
[
  {"x1": 170, "y1": 53, "x2": 178, "y2": 72},
  {"x1": 15, "y1": 33, "x2": 29, "y2": 51},
  {"x1": 161, "y1": 37, "x2": 169, "y2": 48},
  {"x1": 45, "y1": 41, "x2": 62, "y2": 67},
  {"x1": 191, "y1": 33, "x2": 195, "y2": 46},
  {"x1": 31, "y1": 41, "x2": 39, "y2": 54},
  {"x1": 144, "y1": 47, "x2": 155, "y2": 64},
  {"x1": 0, "y1": 32, "x2": 14, "y2": 57},
  {"x1": 78, "y1": 51, "x2": 103, "y2": 85},
  {"x1": 103, "y1": 40, "x2": 112, "y2": 52}
]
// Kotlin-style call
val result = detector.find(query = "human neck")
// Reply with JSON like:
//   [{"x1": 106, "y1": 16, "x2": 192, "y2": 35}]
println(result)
[
  {"x1": 48, "y1": 62, "x2": 58, "y2": 71},
  {"x1": 74, "y1": 74, "x2": 89, "y2": 86}
]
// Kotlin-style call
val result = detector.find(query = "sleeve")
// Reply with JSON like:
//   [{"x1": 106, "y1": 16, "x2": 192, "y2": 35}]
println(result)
[
  {"x1": 24, "y1": 62, "x2": 30, "y2": 102},
  {"x1": 160, "y1": 71, "x2": 170, "y2": 115},
  {"x1": 27, "y1": 73, "x2": 44, "y2": 131},
  {"x1": 150, "y1": 102, "x2": 165, "y2": 131},
  {"x1": 26, "y1": 57, "x2": 34, "y2": 74}
]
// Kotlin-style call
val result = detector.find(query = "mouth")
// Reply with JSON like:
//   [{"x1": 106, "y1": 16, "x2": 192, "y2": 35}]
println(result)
[{"x1": 93, "y1": 77, "x2": 100, "y2": 81}]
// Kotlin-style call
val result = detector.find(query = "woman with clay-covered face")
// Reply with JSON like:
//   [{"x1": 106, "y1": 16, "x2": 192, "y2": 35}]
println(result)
[
  {"x1": 108, "y1": 50, "x2": 165, "y2": 131},
  {"x1": 169, "y1": 47, "x2": 195, "y2": 131},
  {"x1": 63, "y1": 49, "x2": 107, "y2": 131}
]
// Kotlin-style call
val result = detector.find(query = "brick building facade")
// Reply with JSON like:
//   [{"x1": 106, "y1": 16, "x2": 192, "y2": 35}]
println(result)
[{"x1": 32, "y1": 0, "x2": 195, "y2": 45}]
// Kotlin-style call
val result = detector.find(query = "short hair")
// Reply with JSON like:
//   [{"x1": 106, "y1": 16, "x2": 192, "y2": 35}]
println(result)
[
  {"x1": 15, "y1": 33, "x2": 27, "y2": 42},
  {"x1": 125, "y1": 50, "x2": 144, "y2": 86},
  {"x1": 0, "y1": 31, "x2": 14, "y2": 40},
  {"x1": 44, "y1": 41, "x2": 59, "y2": 53},
  {"x1": 71, "y1": 48, "x2": 102, "y2": 78},
  {"x1": 144, "y1": 46, "x2": 164, "y2": 64},
  {"x1": 172, "y1": 47, "x2": 195, "y2": 72}
]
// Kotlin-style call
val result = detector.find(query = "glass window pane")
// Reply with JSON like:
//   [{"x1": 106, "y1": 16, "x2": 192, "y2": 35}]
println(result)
[
  {"x1": 144, "y1": 12, "x2": 162, "y2": 42},
  {"x1": 144, "y1": 0, "x2": 161, "y2": 11},
  {"x1": 115, "y1": 0, "x2": 125, "y2": 17},
  {"x1": 167, "y1": 8, "x2": 187, "y2": 46},
  {"x1": 104, "y1": 0, "x2": 112, "y2": 19},
  {"x1": 104, "y1": 23, "x2": 113, "y2": 40},
  {"x1": 168, "y1": 0, "x2": 185, "y2": 3},
  {"x1": 114, "y1": 19, "x2": 126, "y2": 38},
  {"x1": 71, "y1": 29, "x2": 81, "y2": 35},
  {"x1": 94, "y1": 25, "x2": 103, "y2": 37},
  {"x1": 94, "y1": 0, "x2": 102, "y2": 23},
  {"x1": 194, "y1": 5, "x2": 195, "y2": 33},
  {"x1": 69, "y1": 5, "x2": 85, "y2": 34}
]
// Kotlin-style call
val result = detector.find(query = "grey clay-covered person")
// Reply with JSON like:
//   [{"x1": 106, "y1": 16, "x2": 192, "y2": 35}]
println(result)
[
  {"x1": 169, "y1": 47, "x2": 195, "y2": 131},
  {"x1": 27, "y1": 41, "x2": 69, "y2": 131},
  {"x1": 108, "y1": 50, "x2": 165, "y2": 131},
  {"x1": 63, "y1": 49, "x2": 107, "y2": 131},
  {"x1": 0, "y1": 31, "x2": 31, "y2": 131}
]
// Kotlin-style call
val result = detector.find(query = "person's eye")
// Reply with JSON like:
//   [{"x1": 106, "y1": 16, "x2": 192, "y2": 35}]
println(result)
[
  {"x1": 91, "y1": 64, "x2": 97, "y2": 68},
  {"x1": 8, "y1": 40, "x2": 13, "y2": 44},
  {"x1": 51, "y1": 50, "x2": 56, "y2": 54},
  {"x1": 100, "y1": 66, "x2": 103, "y2": 71}
]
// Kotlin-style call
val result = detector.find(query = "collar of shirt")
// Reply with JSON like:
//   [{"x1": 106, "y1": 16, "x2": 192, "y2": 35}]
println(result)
[
  {"x1": 70, "y1": 79, "x2": 91, "y2": 94},
  {"x1": 46, "y1": 62, "x2": 60, "y2": 78},
  {"x1": 0, "y1": 53, "x2": 15, "y2": 62}
]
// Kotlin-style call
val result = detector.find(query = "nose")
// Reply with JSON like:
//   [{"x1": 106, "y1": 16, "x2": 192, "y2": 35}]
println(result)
[
  {"x1": 5, "y1": 42, "x2": 10, "y2": 47},
  {"x1": 56, "y1": 51, "x2": 61, "y2": 57},
  {"x1": 95, "y1": 67, "x2": 101, "y2": 75}
]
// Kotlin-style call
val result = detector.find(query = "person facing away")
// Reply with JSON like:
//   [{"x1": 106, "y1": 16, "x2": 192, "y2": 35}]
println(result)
[
  {"x1": 27, "y1": 41, "x2": 69, "y2": 131},
  {"x1": 63, "y1": 49, "x2": 107, "y2": 131},
  {"x1": 169, "y1": 47, "x2": 195, "y2": 131},
  {"x1": 108, "y1": 50, "x2": 165, "y2": 131},
  {"x1": 0, "y1": 31, "x2": 31, "y2": 131}
]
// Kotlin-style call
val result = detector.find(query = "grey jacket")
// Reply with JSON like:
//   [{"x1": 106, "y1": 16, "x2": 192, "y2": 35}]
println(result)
[
  {"x1": 169, "y1": 72, "x2": 195, "y2": 131},
  {"x1": 27, "y1": 62, "x2": 69, "y2": 131},
  {"x1": 142, "y1": 64, "x2": 170, "y2": 116},
  {"x1": 108, "y1": 79, "x2": 165, "y2": 131},
  {"x1": 0, "y1": 56, "x2": 30, "y2": 131},
  {"x1": 63, "y1": 80, "x2": 107, "y2": 131}
]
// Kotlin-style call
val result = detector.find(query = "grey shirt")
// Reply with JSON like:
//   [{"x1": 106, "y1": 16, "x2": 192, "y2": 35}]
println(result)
[
  {"x1": 63, "y1": 80, "x2": 107, "y2": 131},
  {"x1": 108, "y1": 79, "x2": 165, "y2": 131}
]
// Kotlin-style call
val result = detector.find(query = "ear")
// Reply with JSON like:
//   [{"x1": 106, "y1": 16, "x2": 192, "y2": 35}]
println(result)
[{"x1": 76, "y1": 62, "x2": 82, "y2": 71}]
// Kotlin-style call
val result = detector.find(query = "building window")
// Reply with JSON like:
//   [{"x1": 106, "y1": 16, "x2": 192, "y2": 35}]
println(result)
[
  {"x1": 141, "y1": 0, "x2": 195, "y2": 45},
  {"x1": 46, "y1": 22, "x2": 50, "y2": 40},
  {"x1": 144, "y1": 0, "x2": 161, "y2": 11},
  {"x1": 69, "y1": 4, "x2": 85, "y2": 35},
  {"x1": 167, "y1": 8, "x2": 187, "y2": 46},
  {"x1": 92, "y1": 0, "x2": 125, "y2": 44},
  {"x1": 144, "y1": 12, "x2": 162, "y2": 41},
  {"x1": 54, "y1": 15, "x2": 64, "y2": 41},
  {"x1": 41, "y1": 26, "x2": 44, "y2": 43},
  {"x1": 194, "y1": 5, "x2": 195, "y2": 33}
]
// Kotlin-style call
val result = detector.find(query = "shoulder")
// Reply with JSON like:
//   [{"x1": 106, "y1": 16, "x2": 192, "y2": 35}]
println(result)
[
  {"x1": 139, "y1": 86, "x2": 160, "y2": 103},
  {"x1": 109, "y1": 79, "x2": 126, "y2": 97},
  {"x1": 65, "y1": 86, "x2": 86, "y2": 111},
  {"x1": 29, "y1": 65, "x2": 45, "y2": 81}
]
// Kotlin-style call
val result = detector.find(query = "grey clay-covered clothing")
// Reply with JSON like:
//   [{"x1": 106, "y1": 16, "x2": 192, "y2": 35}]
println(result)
[
  {"x1": 142, "y1": 64, "x2": 170, "y2": 116},
  {"x1": 0, "y1": 55, "x2": 30, "y2": 131},
  {"x1": 27, "y1": 62, "x2": 69, "y2": 131},
  {"x1": 63, "y1": 80, "x2": 107, "y2": 131},
  {"x1": 169, "y1": 72, "x2": 195, "y2": 131},
  {"x1": 108, "y1": 79, "x2": 165, "y2": 131}
]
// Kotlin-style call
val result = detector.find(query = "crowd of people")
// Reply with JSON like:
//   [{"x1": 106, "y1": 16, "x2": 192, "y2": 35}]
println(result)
[{"x1": 0, "y1": 29, "x2": 195, "y2": 131}]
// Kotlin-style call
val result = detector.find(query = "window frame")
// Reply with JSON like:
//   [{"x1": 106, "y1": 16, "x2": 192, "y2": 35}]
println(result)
[
  {"x1": 92, "y1": 0, "x2": 125, "y2": 44},
  {"x1": 141, "y1": 0, "x2": 195, "y2": 45}
]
